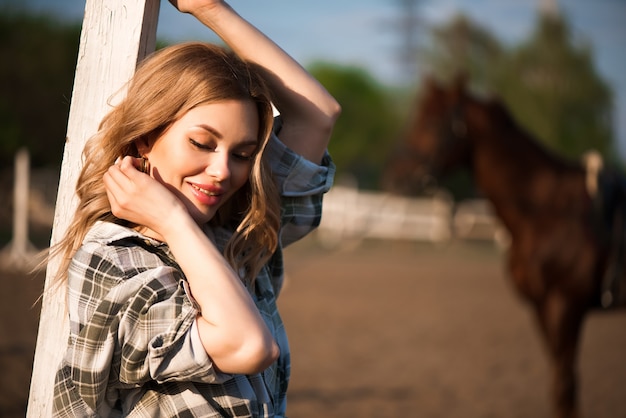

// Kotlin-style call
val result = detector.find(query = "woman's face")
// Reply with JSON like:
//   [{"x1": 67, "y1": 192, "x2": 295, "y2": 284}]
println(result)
[{"x1": 141, "y1": 99, "x2": 260, "y2": 225}]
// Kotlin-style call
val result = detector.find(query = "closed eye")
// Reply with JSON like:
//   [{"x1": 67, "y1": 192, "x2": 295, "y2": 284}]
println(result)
[
  {"x1": 233, "y1": 152, "x2": 254, "y2": 162},
  {"x1": 189, "y1": 138, "x2": 214, "y2": 151},
  {"x1": 233, "y1": 143, "x2": 258, "y2": 162},
  {"x1": 190, "y1": 137, "x2": 257, "y2": 161}
]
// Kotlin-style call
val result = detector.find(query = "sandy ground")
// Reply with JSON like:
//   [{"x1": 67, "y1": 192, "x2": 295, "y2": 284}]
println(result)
[
  {"x1": 1, "y1": 236, "x2": 625, "y2": 417},
  {"x1": 279, "y1": 238, "x2": 626, "y2": 418}
]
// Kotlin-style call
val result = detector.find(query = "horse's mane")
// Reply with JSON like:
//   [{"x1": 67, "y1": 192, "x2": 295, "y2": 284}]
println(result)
[{"x1": 476, "y1": 92, "x2": 580, "y2": 170}]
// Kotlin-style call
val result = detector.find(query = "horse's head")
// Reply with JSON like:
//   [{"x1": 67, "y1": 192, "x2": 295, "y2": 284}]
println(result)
[{"x1": 382, "y1": 76, "x2": 474, "y2": 195}]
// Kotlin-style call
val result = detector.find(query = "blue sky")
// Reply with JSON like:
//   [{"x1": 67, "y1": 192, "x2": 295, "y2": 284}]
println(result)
[{"x1": 13, "y1": 0, "x2": 626, "y2": 161}]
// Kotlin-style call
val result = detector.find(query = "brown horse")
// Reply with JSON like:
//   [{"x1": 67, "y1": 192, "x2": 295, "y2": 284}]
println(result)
[{"x1": 383, "y1": 77, "x2": 626, "y2": 418}]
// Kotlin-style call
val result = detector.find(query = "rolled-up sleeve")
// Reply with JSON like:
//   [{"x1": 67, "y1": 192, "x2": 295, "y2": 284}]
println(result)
[
  {"x1": 115, "y1": 267, "x2": 229, "y2": 385},
  {"x1": 57, "y1": 245, "x2": 230, "y2": 414},
  {"x1": 264, "y1": 132, "x2": 336, "y2": 246}
]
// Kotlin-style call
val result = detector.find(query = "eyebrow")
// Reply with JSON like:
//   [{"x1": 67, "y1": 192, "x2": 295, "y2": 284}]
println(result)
[
  {"x1": 193, "y1": 124, "x2": 259, "y2": 147},
  {"x1": 194, "y1": 124, "x2": 223, "y2": 139}
]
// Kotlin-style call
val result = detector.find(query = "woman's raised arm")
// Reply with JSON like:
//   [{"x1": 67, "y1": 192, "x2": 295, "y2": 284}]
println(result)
[{"x1": 170, "y1": 0, "x2": 342, "y2": 163}]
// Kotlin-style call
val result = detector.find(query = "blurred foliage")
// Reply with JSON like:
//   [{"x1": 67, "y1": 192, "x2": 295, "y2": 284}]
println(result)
[
  {"x1": 419, "y1": 12, "x2": 615, "y2": 165},
  {"x1": 0, "y1": 7, "x2": 618, "y2": 195},
  {"x1": 420, "y1": 14, "x2": 504, "y2": 91},
  {"x1": 497, "y1": 15, "x2": 614, "y2": 161},
  {"x1": 0, "y1": 10, "x2": 404, "y2": 191},
  {"x1": 308, "y1": 63, "x2": 407, "y2": 189},
  {"x1": 0, "y1": 10, "x2": 80, "y2": 169}
]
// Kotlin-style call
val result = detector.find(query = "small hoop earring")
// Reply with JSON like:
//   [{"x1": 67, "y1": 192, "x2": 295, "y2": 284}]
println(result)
[{"x1": 140, "y1": 157, "x2": 150, "y2": 174}]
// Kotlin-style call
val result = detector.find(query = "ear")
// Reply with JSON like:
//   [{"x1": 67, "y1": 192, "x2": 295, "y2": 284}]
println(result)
[
  {"x1": 134, "y1": 136, "x2": 152, "y2": 157},
  {"x1": 423, "y1": 73, "x2": 437, "y2": 89},
  {"x1": 419, "y1": 74, "x2": 445, "y2": 105},
  {"x1": 450, "y1": 72, "x2": 468, "y2": 101},
  {"x1": 451, "y1": 72, "x2": 467, "y2": 90}
]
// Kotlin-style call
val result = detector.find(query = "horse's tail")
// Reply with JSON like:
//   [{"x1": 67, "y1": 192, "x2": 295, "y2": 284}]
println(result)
[{"x1": 596, "y1": 165, "x2": 626, "y2": 309}]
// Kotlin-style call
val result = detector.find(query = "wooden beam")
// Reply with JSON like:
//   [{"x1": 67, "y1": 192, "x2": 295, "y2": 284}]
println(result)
[{"x1": 27, "y1": 0, "x2": 160, "y2": 415}]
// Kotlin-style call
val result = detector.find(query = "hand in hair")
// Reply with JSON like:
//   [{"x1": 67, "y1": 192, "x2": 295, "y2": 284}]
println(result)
[
  {"x1": 104, "y1": 155, "x2": 279, "y2": 375},
  {"x1": 103, "y1": 155, "x2": 187, "y2": 240}
]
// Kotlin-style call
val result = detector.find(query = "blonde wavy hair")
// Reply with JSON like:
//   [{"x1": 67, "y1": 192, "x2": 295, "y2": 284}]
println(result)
[{"x1": 52, "y1": 42, "x2": 280, "y2": 286}]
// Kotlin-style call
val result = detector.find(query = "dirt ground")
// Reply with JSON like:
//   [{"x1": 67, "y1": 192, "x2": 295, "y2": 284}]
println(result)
[{"x1": 2, "y1": 236, "x2": 625, "y2": 418}]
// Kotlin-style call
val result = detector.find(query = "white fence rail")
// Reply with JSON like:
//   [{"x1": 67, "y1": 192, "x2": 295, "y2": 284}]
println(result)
[{"x1": 315, "y1": 185, "x2": 508, "y2": 248}]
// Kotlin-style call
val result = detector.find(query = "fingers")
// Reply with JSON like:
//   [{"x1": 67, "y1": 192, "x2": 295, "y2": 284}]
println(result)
[
  {"x1": 105, "y1": 157, "x2": 131, "y2": 193},
  {"x1": 104, "y1": 156, "x2": 146, "y2": 217},
  {"x1": 108, "y1": 156, "x2": 145, "y2": 181},
  {"x1": 103, "y1": 165, "x2": 129, "y2": 219},
  {"x1": 119, "y1": 155, "x2": 142, "y2": 172}
]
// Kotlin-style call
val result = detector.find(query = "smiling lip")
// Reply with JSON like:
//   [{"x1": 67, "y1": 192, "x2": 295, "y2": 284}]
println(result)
[{"x1": 188, "y1": 182, "x2": 225, "y2": 206}]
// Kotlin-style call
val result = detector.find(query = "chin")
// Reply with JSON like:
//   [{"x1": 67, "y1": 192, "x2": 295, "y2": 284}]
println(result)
[{"x1": 187, "y1": 207, "x2": 216, "y2": 226}]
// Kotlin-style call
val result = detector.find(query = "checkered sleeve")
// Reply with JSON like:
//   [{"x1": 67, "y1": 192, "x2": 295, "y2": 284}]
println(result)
[
  {"x1": 264, "y1": 131, "x2": 336, "y2": 247},
  {"x1": 53, "y1": 237, "x2": 229, "y2": 416}
]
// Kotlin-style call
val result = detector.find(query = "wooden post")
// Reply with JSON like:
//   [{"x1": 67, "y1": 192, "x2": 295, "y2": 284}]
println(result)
[
  {"x1": 12, "y1": 148, "x2": 31, "y2": 262},
  {"x1": 0, "y1": 148, "x2": 37, "y2": 270},
  {"x1": 27, "y1": 0, "x2": 159, "y2": 416}
]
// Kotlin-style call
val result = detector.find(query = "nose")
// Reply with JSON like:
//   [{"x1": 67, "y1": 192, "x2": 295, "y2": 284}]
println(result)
[{"x1": 206, "y1": 152, "x2": 231, "y2": 182}]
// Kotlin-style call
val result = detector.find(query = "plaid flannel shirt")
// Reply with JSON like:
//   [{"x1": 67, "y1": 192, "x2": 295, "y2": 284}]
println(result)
[{"x1": 52, "y1": 131, "x2": 335, "y2": 418}]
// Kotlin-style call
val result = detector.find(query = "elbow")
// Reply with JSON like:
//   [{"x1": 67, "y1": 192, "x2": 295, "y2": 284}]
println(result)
[
  {"x1": 197, "y1": 317, "x2": 279, "y2": 375},
  {"x1": 316, "y1": 100, "x2": 342, "y2": 145},
  {"x1": 250, "y1": 334, "x2": 280, "y2": 372},
  {"x1": 325, "y1": 100, "x2": 342, "y2": 130},
  {"x1": 257, "y1": 341, "x2": 280, "y2": 373},
  {"x1": 332, "y1": 100, "x2": 342, "y2": 121},
  {"x1": 237, "y1": 335, "x2": 280, "y2": 375},
  {"x1": 312, "y1": 96, "x2": 341, "y2": 135}
]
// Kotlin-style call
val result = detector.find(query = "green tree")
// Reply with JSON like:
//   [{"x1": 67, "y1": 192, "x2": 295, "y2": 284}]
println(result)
[
  {"x1": 416, "y1": 12, "x2": 615, "y2": 162},
  {"x1": 495, "y1": 14, "x2": 614, "y2": 160},
  {"x1": 0, "y1": 11, "x2": 81, "y2": 168},
  {"x1": 419, "y1": 14, "x2": 504, "y2": 93},
  {"x1": 309, "y1": 62, "x2": 405, "y2": 189}
]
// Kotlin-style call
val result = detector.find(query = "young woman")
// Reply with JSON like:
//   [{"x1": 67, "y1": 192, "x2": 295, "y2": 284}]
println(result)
[{"x1": 51, "y1": 1, "x2": 340, "y2": 416}]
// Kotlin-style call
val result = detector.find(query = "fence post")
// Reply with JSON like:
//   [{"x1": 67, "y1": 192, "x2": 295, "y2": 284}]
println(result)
[
  {"x1": 26, "y1": 1, "x2": 159, "y2": 415},
  {"x1": 0, "y1": 148, "x2": 37, "y2": 269}
]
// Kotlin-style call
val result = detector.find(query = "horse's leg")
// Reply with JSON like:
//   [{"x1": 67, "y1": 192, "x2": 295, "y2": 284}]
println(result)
[{"x1": 535, "y1": 291, "x2": 585, "y2": 418}]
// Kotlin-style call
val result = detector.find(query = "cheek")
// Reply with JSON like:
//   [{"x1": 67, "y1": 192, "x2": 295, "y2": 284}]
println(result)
[{"x1": 231, "y1": 163, "x2": 253, "y2": 190}]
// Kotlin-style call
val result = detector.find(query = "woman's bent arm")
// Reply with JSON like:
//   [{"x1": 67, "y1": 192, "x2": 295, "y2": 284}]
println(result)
[
  {"x1": 162, "y1": 208, "x2": 279, "y2": 375},
  {"x1": 104, "y1": 157, "x2": 279, "y2": 375},
  {"x1": 173, "y1": 0, "x2": 342, "y2": 163}
]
